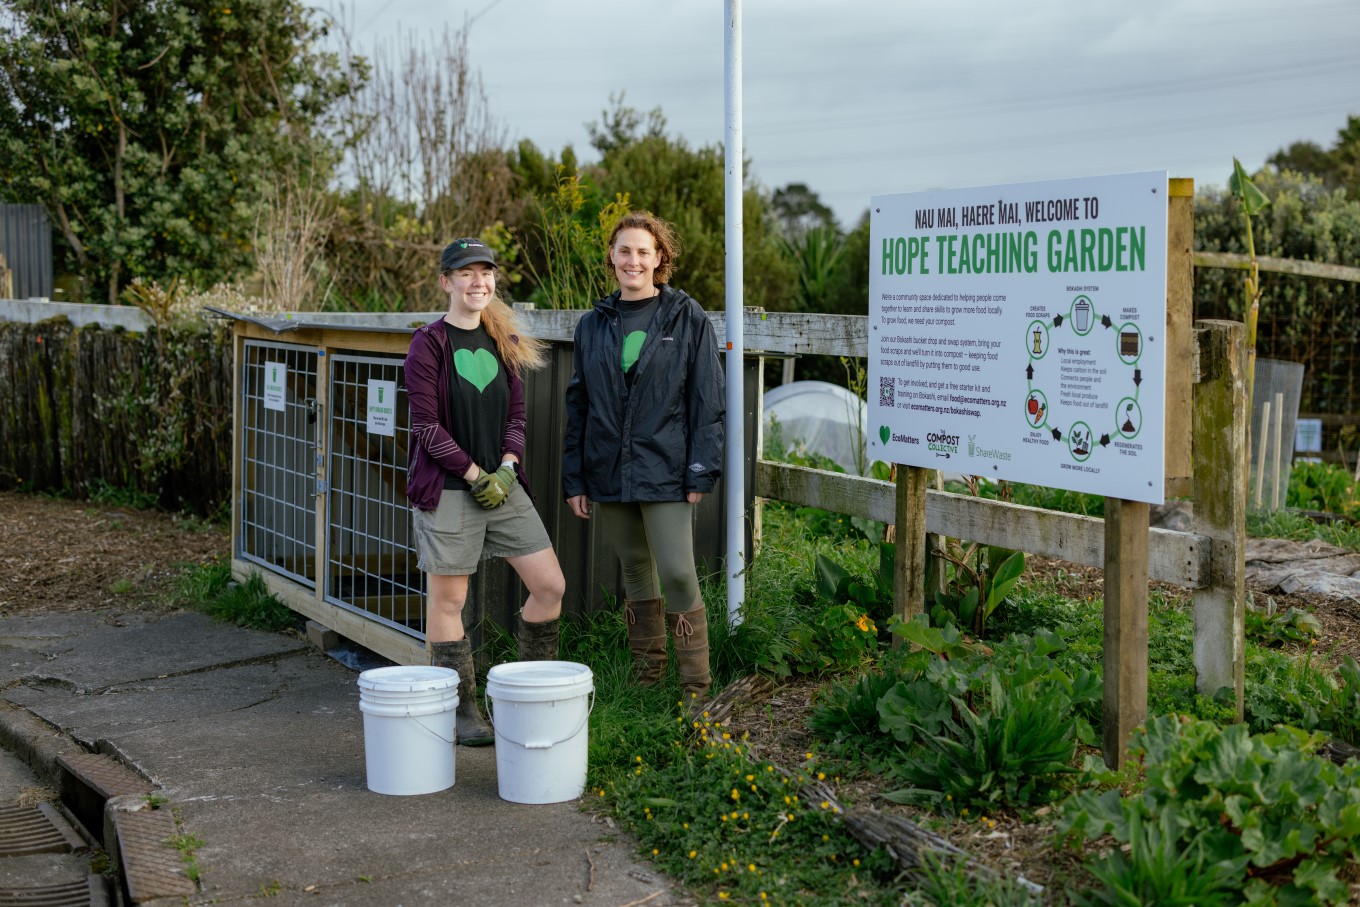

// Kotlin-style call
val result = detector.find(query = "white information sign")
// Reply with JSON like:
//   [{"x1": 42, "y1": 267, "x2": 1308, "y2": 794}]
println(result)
[
  {"x1": 367, "y1": 379, "x2": 398, "y2": 437},
  {"x1": 263, "y1": 362, "x2": 287, "y2": 412},
  {"x1": 868, "y1": 171, "x2": 1169, "y2": 504},
  {"x1": 1294, "y1": 418, "x2": 1322, "y2": 454}
]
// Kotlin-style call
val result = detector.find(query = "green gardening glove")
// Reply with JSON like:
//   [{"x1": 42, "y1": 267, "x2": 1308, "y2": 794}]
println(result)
[{"x1": 470, "y1": 462, "x2": 517, "y2": 509}]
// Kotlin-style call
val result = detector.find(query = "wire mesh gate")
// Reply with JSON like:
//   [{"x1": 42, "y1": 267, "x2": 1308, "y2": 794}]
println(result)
[
  {"x1": 325, "y1": 353, "x2": 425, "y2": 637},
  {"x1": 239, "y1": 340, "x2": 318, "y2": 586}
]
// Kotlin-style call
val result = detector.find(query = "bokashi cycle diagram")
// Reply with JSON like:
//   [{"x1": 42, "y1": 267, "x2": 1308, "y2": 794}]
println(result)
[{"x1": 1023, "y1": 294, "x2": 1146, "y2": 462}]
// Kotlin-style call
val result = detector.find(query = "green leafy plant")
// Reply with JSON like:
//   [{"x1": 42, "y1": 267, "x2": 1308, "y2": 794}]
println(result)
[
  {"x1": 1287, "y1": 460, "x2": 1359, "y2": 518},
  {"x1": 1244, "y1": 601, "x2": 1322, "y2": 648},
  {"x1": 525, "y1": 166, "x2": 631, "y2": 309},
  {"x1": 884, "y1": 672, "x2": 1079, "y2": 812},
  {"x1": 928, "y1": 541, "x2": 1025, "y2": 638},
  {"x1": 1059, "y1": 715, "x2": 1360, "y2": 906},
  {"x1": 806, "y1": 668, "x2": 902, "y2": 752},
  {"x1": 903, "y1": 850, "x2": 1040, "y2": 907},
  {"x1": 1076, "y1": 805, "x2": 1243, "y2": 907}
]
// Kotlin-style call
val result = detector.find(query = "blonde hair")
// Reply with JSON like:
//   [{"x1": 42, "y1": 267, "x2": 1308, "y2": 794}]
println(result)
[
  {"x1": 479, "y1": 294, "x2": 547, "y2": 374},
  {"x1": 604, "y1": 211, "x2": 681, "y2": 285}
]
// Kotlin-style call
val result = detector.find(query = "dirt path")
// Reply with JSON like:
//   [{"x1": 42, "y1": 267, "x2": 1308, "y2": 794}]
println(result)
[{"x1": 0, "y1": 490, "x2": 226, "y2": 616}]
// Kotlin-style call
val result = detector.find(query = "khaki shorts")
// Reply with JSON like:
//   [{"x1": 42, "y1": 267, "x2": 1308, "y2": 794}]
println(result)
[{"x1": 412, "y1": 485, "x2": 552, "y2": 575}]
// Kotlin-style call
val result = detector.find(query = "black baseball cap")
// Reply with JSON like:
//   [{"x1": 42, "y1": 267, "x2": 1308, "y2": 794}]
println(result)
[{"x1": 440, "y1": 238, "x2": 497, "y2": 272}]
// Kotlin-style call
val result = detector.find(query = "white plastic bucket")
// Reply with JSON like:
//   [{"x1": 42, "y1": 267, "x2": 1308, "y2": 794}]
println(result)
[
  {"x1": 485, "y1": 661, "x2": 594, "y2": 804},
  {"x1": 357, "y1": 666, "x2": 460, "y2": 796}
]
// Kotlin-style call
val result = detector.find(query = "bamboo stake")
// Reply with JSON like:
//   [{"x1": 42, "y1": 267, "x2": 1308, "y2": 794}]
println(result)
[
  {"x1": 1272, "y1": 392, "x2": 1285, "y2": 511},
  {"x1": 1254, "y1": 400, "x2": 1270, "y2": 508}
]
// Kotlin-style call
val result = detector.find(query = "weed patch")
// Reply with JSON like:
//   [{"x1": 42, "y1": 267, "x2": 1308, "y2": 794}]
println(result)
[{"x1": 173, "y1": 562, "x2": 296, "y2": 633}]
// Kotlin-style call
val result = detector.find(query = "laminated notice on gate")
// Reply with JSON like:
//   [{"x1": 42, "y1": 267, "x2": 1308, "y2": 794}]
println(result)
[
  {"x1": 367, "y1": 379, "x2": 397, "y2": 437},
  {"x1": 263, "y1": 362, "x2": 287, "y2": 412}
]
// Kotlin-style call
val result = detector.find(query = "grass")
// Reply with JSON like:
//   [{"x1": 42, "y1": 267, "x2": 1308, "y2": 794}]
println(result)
[{"x1": 171, "y1": 560, "x2": 297, "y2": 633}]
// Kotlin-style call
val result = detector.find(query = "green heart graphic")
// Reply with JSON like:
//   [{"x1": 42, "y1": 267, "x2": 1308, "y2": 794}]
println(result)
[
  {"x1": 879, "y1": 425, "x2": 891, "y2": 444},
  {"x1": 621, "y1": 331, "x2": 647, "y2": 373},
  {"x1": 454, "y1": 348, "x2": 499, "y2": 392}
]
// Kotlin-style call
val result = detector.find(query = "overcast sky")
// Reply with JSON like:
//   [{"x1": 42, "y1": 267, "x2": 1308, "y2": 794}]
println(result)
[{"x1": 333, "y1": 0, "x2": 1360, "y2": 229}]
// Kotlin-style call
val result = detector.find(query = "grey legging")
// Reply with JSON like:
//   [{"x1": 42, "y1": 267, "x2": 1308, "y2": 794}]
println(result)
[{"x1": 596, "y1": 501, "x2": 700, "y2": 612}]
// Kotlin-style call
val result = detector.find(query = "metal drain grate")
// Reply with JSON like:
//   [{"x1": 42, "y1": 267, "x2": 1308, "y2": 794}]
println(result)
[
  {"x1": 0, "y1": 876, "x2": 106, "y2": 907},
  {"x1": 111, "y1": 809, "x2": 194, "y2": 903},
  {"x1": 0, "y1": 804, "x2": 84, "y2": 856}
]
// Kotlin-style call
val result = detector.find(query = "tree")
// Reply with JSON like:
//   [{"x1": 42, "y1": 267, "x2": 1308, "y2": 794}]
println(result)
[
  {"x1": 0, "y1": 0, "x2": 356, "y2": 302},
  {"x1": 586, "y1": 99, "x2": 795, "y2": 312},
  {"x1": 771, "y1": 182, "x2": 837, "y2": 239},
  {"x1": 1267, "y1": 115, "x2": 1360, "y2": 200}
]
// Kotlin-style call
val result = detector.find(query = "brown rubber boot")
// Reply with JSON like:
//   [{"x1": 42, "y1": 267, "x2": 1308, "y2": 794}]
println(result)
[
  {"x1": 624, "y1": 598, "x2": 667, "y2": 684},
  {"x1": 429, "y1": 638, "x2": 494, "y2": 747},
  {"x1": 517, "y1": 611, "x2": 560, "y2": 662},
  {"x1": 666, "y1": 602, "x2": 712, "y2": 713}
]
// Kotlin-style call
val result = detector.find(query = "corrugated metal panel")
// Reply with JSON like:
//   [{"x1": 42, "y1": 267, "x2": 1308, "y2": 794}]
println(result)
[{"x1": 0, "y1": 204, "x2": 54, "y2": 299}]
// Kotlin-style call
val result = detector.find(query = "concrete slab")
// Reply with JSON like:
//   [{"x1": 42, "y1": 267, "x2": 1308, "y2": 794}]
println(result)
[
  {"x1": 4, "y1": 652, "x2": 337, "y2": 751},
  {"x1": 16, "y1": 612, "x2": 309, "y2": 691},
  {"x1": 0, "y1": 608, "x2": 693, "y2": 907}
]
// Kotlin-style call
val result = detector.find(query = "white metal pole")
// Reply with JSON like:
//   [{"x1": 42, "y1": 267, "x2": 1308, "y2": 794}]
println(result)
[{"x1": 723, "y1": 0, "x2": 745, "y2": 627}]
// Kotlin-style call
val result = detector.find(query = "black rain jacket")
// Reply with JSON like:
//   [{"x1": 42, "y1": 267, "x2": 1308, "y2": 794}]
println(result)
[{"x1": 562, "y1": 285, "x2": 724, "y2": 502}]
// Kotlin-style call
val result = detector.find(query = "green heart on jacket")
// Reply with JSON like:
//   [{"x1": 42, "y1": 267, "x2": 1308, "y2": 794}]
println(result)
[
  {"x1": 454, "y1": 348, "x2": 499, "y2": 392},
  {"x1": 621, "y1": 331, "x2": 647, "y2": 373}
]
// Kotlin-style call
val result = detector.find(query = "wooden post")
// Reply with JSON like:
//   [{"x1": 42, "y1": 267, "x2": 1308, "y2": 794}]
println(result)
[
  {"x1": 1191, "y1": 320, "x2": 1247, "y2": 718},
  {"x1": 1164, "y1": 178, "x2": 1195, "y2": 497},
  {"x1": 893, "y1": 464, "x2": 928, "y2": 640},
  {"x1": 1102, "y1": 497, "x2": 1149, "y2": 768}
]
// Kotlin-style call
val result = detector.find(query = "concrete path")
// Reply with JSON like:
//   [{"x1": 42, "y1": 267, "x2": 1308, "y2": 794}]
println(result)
[{"x1": 0, "y1": 609, "x2": 686, "y2": 906}]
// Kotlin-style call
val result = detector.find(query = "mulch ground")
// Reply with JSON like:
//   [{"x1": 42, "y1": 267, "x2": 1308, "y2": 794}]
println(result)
[{"x1": 0, "y1": 490, "x2": 227, "y2": 617}]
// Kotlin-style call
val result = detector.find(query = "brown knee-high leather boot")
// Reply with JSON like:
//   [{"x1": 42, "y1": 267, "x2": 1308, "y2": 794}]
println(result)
[
  {"x1": 429, "y1": 638, "x2": 494, "y2": 747},
  {"x1": 665, "y1": 602, "x2": 712, "y2": 709},
  {"x1": 624, "y1": 598, "x2": 667, "y2": 684}
]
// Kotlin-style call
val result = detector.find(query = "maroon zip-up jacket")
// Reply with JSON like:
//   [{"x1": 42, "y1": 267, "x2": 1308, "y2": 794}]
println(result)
[{"x1": 404, "y1": 316, "x2": 527, "y2": 511}]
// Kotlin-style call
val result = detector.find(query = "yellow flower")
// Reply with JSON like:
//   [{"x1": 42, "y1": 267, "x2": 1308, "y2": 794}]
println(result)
[
  {"x1": 817, "y1": 772, "x2": 826, "y2": 780},
  {"x1": 689, "y1": 850, "x2": 697, "y2": 859},
  {"x1": 731, "y1": 789, "x2": 740, "y2": 801},
  {"x1": 748, "y1": 863, "x2": 756, "y2": 872},
  {"x1": 856, "y1": 613, "x2": 875, "y2": 632},
  {"x1": 652, "y1": 848, "x2": 659, "y2": 855},
  {"x1": 853, "y1": 859, "x2": 861, "y2": 867}
]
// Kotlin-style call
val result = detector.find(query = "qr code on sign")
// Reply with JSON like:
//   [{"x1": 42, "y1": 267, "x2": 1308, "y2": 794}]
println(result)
[{"x1": 878, "y1": 376, "x2": 894, "y2": 407}]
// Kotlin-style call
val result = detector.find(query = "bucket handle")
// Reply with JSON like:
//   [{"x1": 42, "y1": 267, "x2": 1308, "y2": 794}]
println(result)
[
  {"x1": 485, "y1": 690, "x2": 596, "y2": 750},
  {"x1": 412, "y1": 713, "x2": 456, "y2": 745}
]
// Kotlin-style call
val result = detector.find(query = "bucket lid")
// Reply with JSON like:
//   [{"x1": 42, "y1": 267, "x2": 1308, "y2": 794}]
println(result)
[
  {"x1": 486, "y1": 660, "x2": 594, "y2": 702},
  {"x1": 358, "y1": 665, "x2": 458, "y2": 693}
]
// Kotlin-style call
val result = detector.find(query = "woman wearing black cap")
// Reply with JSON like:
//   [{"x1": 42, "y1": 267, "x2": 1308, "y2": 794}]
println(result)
[
  {"x1": 405, "y1": 237, "x2": 565, "y2": 746},
  {"x1": 562, "y1": 212, "x2": 725, "y2": 713}
]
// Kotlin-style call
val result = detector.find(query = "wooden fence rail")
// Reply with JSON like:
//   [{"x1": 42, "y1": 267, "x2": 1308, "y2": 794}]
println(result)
[{"x1": 756, "y1": 460, "x2": 1211, "y2": 588}]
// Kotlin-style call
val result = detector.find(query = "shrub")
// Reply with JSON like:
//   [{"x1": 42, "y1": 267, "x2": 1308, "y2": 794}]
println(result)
[{"x1": 1059, "y1": 715, "x2": 1360, "y2": 906}]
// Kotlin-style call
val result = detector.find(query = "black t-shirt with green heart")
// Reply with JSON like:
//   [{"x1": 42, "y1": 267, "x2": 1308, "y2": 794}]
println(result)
[
  {"x1": 618, "y1": 294, "x2": 659, "y2": 383},
  {"x1": 442, "y1": 320, "x2": 509, "y2": 490}
]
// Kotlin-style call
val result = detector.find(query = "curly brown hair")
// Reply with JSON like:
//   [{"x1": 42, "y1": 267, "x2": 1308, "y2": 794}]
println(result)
[{"x1": 604, "y1": 211, "x2": 681, "y2": 286}]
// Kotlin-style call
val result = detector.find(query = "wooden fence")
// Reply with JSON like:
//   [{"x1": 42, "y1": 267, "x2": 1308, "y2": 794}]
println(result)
[
  {"x1": 3, "y1": 297, "x2": 1248, "y2": 768},
  {"x1": 0, "y1": 317, "x2": 231, "y2": 513}
]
